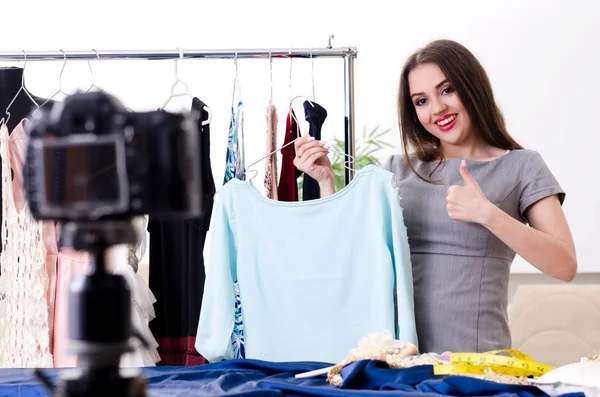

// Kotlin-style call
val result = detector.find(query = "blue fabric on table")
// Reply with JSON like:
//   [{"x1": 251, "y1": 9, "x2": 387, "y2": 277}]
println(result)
[{"x1": 0, "y1": 359, "x2": 585, "y2": 397}]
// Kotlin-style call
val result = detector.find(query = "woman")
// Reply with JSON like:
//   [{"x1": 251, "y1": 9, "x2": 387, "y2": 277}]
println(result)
[{"x1": 293, "y1": 39, "x2": 577, "y2": 353}]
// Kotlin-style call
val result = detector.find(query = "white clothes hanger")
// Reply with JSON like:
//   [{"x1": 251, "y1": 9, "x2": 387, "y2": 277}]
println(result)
[
  {"x1": 161, "y1": 48, "x2": 191, "y2": 109},
  {"x1": 231, "y1": 50, "x2": 243, "y2": 109},
  {"x1": 160, "y1": 48, "x2": 211, "y2": 125}
]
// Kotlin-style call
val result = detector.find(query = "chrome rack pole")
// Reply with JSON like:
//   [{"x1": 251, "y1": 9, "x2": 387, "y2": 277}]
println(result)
[
  {"x1": 0, "y1": 47, "x2": 355, "y2": 61},
  {"x1": 0, "y1": 45, "x2": 359, "y2": 186},
  {"x1": 343, "y1": 49, "x2": 357, "y2": 184}
]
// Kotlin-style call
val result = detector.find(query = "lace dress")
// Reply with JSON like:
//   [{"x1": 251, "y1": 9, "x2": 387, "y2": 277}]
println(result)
[{"x1": 0, "y1": 120, "x2": 53, "y2": 368}]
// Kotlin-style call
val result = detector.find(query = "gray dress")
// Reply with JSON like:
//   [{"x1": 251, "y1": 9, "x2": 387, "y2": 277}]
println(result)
[{"x1": 383, "y1": 149, "x2": 565, "y2": 353}]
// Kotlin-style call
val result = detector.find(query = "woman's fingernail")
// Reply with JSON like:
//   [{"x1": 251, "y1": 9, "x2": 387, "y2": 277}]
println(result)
[{"x1": 308, "y1": 136, "x2": 315, "y2": 141}]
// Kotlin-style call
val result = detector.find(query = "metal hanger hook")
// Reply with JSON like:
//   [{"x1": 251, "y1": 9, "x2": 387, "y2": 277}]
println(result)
[
  {"x1": 21, "y1": 50, "x2": 28, "y2": 86},
  {"x1": 290, "y1": 95, "x2": 315, "y2": 111},
  {"x1": 311, "y1": 47, "x2": 315, "y2": 101},
  {"x1": 231, "y1": 50, "x2": 242, "y2": 105},
  {"x1": 174, "y1": 47, "x2": 184, "y2": 79},
  {"x1": 57, "y1": 49, "x2": 67, "y2": 92},
  {"x1": 288, "y1": 47, "x2": 293, "y2": 99},
  {"x1": 269, "y1": 49, "x2": 273, "y2": 104},
  {"x1": 234, "y1": 50, "x2": 238, "y2": 76},
  {"x1": 86, "y1": 49, "x2": 101, "y2": 93},
  {"x1": 21, "y1": 50, "x2": 39, "y2": 110},
  {"x1": 5, "y1": 49, "x2": 40, "y2": 124},
  {"x1": 39, "y1": 50, "x2": 69, "y2": 108}
]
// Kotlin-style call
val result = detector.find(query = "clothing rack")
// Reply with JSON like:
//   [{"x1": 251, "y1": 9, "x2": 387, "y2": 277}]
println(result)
[{"x1": 0, "y1": 46, "x2": 358, "y2": 184}]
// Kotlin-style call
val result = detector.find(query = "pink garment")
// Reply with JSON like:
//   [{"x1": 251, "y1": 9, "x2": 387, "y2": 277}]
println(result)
[
  {"x1": 42, "y1": 221, "x2": 91, "y2": 367},
  {"x1": 10, "y1": 120, "x2": 92, "y2": 368},
  {"x1": 264, "y1": 104, "x2": 279, "y2": 199},
  {"x1": 51, "y1": 245, "x2": 91, "y2": 367},
  {"x1": 8, "y1": 120, "x2": 28, "y2": 214}
]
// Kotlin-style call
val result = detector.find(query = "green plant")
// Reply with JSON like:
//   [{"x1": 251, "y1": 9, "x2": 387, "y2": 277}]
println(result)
[
  {"x1": 297, "y1": 125, "x2": 394, "y2": 193},
  {"x1": 330, "y1": 125, "x2": 394, "y2": 191}
]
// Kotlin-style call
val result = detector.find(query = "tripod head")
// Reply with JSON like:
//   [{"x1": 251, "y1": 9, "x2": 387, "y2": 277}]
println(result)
[{"x1": 34, "y1": 220, "x2": 149, "y2": 397}]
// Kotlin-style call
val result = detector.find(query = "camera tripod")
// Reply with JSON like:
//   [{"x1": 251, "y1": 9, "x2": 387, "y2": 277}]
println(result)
[{"x1": 34, "y1": 221, "x2": 150, "y2": 397}]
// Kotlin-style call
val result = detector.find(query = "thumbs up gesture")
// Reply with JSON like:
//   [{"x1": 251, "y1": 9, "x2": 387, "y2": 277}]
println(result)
[{"x1": 446, "y1": 160, "x2": 492, "y2": 224}]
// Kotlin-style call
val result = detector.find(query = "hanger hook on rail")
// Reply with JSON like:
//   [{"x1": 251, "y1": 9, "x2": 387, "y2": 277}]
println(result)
[
  {"x1": 40, "y1": 49, "x2": 69, "y2": 108},
  {"x1": 160, "y1": 47, "x2": 190, "y2": 109},
  {"x1": 269, "y1": 49, "x2": 273, "y2": 105},
  {"x1": 4, "y1": 50, "x2": 40, "y2": 126},
  {"x1": 311, "y1": 47, "x2": 315, "y2": 101},
  {"x1": 85, "y1": 49, "x2": 102, "y2": 93}
]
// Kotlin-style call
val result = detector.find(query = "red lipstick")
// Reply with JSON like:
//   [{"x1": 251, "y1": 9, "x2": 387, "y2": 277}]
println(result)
[{"x1": 435, "y1": 114, "x2": 457, "y2": 132}]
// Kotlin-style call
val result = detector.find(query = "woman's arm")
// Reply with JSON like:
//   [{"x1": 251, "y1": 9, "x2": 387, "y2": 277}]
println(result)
[
  {"x1": 447, "y1": 159, "x2": 577, "y2": 282},
  {"x1": 480, "y1": 195, "x2": 577, "y2": 282}
]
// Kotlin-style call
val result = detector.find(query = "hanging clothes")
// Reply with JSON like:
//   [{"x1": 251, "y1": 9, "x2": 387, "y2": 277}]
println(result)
[
  {"x1": 221, "y1": 97, "x2": 248, "y2": 359},
  {"x1": 302, "y1": 101, "x2": 328, "y2": 201},
  {"x1": 224, "y1": 100, "x2": 245, "y2": 183},
  {"x1": 148, "y1": 98, "x2": 215, "y2": 366},
  {"x1": 0, "y1": 120, "x2": 53, "y2": 368},
  {"x1": 126, "y1": 216, "x2": 148, "y2": 273},
  {"x1": 47, "y1": 226, "x2": 93, "y2": 368},
  {"x1": 277, "y1": 110, "x2": 303, "y2": 201},
  {"x1": 264, "y1": 104, "x2": 279, "y2": 200},
  {"x1": 108, "y1": 244, "x2": 160, "y2": 367}
]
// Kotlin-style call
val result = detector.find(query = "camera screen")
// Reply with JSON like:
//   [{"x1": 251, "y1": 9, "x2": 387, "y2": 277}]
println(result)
[{"x1": 37, "y1": 136, "x2": 127, "y2": 216}]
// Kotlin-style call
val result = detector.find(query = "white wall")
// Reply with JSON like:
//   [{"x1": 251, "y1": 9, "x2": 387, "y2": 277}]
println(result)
[{"x1": 1, "y1": 0, "x2": 598, "y2": 274}]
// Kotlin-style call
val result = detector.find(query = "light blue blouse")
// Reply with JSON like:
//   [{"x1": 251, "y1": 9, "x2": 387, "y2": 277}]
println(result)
[{"x1": 196, "y1": 164, "x2": 418, "y2": 363}]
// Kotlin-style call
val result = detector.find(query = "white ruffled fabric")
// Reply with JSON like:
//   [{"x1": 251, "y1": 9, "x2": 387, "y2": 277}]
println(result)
[{"x1": 108, "y1": 244, "x2": 160, "y2": 367}]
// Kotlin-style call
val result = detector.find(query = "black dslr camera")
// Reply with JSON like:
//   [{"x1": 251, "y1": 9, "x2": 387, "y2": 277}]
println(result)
[
  {"x1": 25, "y1": 91, "x2": 203, "y2": 397},
  {"x1": 24, "y1": 90, "x2": 201, "y2": 222}
]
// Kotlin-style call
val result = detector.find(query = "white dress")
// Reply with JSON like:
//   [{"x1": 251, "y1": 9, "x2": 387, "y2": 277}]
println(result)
[{"x1": 0, "y1": 122, "x2": 53, "y2": 368}]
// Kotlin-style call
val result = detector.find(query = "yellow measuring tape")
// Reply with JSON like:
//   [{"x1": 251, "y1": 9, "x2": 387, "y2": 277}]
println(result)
[{"x1": 433, "y1": 349, "x2": 555, "y2": 377}]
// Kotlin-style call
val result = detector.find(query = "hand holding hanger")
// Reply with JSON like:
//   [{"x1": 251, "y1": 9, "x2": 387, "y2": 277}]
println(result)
[
  {"x1": 293, "y1": 134, "x2": 334, "y2": 188},
  {"x1": 246, "y1": 95, "x2": 354, "y2": 184}
]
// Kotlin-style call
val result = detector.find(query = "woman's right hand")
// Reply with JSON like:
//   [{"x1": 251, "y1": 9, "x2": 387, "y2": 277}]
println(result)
[{"x1": 293, "y1": 134, "x2": 336, "y2": 197}]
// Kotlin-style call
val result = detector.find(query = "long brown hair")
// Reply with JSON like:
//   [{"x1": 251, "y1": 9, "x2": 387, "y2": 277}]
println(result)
[{"x1": 398, "y1": 39, "x2": 523, "y2": 183}]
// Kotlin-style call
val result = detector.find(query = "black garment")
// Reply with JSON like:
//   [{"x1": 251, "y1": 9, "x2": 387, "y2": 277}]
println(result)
[
  {"x1": 148, "y1": 98, "x2": 215, "y2": 366},
  {"x1": 301, "y1": 100, "x2": 328, "y2": 201}
]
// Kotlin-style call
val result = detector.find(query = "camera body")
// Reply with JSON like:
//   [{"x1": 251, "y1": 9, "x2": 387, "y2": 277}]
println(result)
[{"x1": 24, "y1": 90, "x2": 201, "y2": 222}]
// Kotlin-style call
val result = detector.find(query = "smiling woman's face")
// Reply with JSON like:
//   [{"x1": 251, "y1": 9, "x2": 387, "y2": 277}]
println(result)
[{"x1": 408, "y1": 62, "x2": 475, "y2": 150}]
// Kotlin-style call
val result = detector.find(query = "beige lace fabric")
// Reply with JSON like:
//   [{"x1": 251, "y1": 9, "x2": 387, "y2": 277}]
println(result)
[
  {"x1": 329, "y1": 353, "x2": 529, "y2": 386},
  {"x1": 327, "y1": 352, "x2": 440, "y2": 386},
  {"x1": 0, "y1": 122, "x2": 53, "y2": 368}
]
